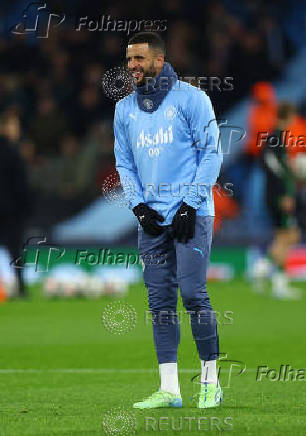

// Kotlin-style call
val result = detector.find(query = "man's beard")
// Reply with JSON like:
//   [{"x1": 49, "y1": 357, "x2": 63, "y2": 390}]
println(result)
[{"x1": 130, "y1": 62, "x2": 158, "y2": 87}]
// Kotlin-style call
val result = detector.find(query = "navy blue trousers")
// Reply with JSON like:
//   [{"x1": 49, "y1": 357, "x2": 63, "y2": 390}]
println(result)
[{"x1": 138, "y1": 215, "x2": 219, "y2": 364}]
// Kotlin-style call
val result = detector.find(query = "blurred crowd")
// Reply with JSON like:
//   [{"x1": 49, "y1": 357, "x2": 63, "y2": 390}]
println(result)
[
  {"x1": 224, "y1": 81, "x2": 306, "y2": 240},
  {"x1": 0, "y1": 0, "x2": 298, "y2": 230}
]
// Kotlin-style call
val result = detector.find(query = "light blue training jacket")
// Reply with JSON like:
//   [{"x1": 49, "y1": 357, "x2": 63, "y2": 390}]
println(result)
[{"x1": 114, "y1": 80, "x2": 223, "y2": 225}]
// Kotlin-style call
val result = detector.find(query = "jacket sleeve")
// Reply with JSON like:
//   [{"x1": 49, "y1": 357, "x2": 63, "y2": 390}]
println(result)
[
  {"x1": 183, "y1": 90, "x2": 223, "y2": 209},
  {"x1": 113, "y1": 102, "x2": 145, "y2": 209}
]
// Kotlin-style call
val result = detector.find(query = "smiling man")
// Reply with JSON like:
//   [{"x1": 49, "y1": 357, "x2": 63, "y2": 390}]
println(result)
[{"x1": 113, "y1": 32, "x2": 223, "y2": 409}]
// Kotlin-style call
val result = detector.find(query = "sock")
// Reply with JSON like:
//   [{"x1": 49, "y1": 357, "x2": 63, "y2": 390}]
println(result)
[
  {"x1": 201, "y1": 360, "x2": 218, "y2": 385},
  {"x1": 272, "y1": 270, "x2": 288, "y2": 295},
  {"x1": 159, "y1": 362, "x2": 180, "y2": 396}
]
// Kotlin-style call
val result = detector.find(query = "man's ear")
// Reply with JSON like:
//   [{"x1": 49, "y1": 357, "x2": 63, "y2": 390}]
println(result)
[{"x1": 154, "y1": 53, "x2": 165, "y2": 68}]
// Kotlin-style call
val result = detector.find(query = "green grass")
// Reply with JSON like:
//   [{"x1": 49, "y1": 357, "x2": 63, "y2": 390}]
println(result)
[{"x1": 0, "y1": 278, "x2": 305, "y2": 435}]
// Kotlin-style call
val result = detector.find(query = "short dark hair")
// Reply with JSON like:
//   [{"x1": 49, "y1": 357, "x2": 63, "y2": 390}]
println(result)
[{"x1": 127, "y1": 32, "x2": 166, "y2": 56}]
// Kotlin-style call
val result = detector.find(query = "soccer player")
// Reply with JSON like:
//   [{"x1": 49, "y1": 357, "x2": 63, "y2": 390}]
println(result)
[
  {"x1": 261, "y1": 102, "x2": 301, "y2": 299},
  {"x1": 113, "y1": 32, "x2": 223, "y2": 408}
]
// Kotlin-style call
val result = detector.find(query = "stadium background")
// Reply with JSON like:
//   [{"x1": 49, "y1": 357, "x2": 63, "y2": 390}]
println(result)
[{"x1": 0, "y1": 1, "x2": 306, "y2": 435}]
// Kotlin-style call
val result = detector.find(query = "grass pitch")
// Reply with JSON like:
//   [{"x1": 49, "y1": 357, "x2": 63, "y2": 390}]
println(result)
[{"x1": 0, "y1": 278, "x2": 305, "y2": 435}]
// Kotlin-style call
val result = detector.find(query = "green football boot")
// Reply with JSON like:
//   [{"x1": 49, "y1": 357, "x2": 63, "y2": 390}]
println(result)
[
  {"x1": 133, "y1": 390, "x2": 182, "y2": 409},
  {"x1": 198, "y1": 383, "x2": 223, "y2": 408}
]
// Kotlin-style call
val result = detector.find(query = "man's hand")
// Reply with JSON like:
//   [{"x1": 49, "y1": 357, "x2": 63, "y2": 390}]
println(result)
[
  {"x1": 172, "y1": 202, "x2": 196, "y2": 243},
  {"x1": 133, "y1": 203, "x2": 165, "y2": 236},
  {"x1": 280, "y1": 196, "x2": 295, "y2": 213}
]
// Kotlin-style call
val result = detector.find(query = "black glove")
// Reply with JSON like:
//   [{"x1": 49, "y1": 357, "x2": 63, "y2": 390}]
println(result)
[
  {"x1": 172, "y1": 202, "x2": 196, "y2": 243},
  {"x1": 133, "y1": 203, "x2": 165, "y2": 236}
]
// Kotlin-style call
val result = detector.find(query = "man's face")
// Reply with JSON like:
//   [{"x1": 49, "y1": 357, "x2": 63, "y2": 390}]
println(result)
[{"x1": 126, "y1": 43, "x2": 164, "y2": 87}]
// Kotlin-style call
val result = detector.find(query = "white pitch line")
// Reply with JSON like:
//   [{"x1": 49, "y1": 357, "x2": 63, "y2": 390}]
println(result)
[{"x1": 0, "y1": 368, "x2": 256, "y2": 374}]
